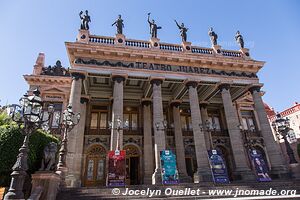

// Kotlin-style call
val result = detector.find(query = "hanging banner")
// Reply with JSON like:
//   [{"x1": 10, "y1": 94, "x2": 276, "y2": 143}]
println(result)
[
  {"x1": 250, "y1": 149, "x2": 272, "y2": 182},
  {"x1": 207, "y1": 149, "x2": 230, "y2": 183},
  {"x1": 160, "y1": 150, "x2": 179, "y2": 184},
  {"x1": 107, "y1": 150, "x2": 126, "y2": 186}
]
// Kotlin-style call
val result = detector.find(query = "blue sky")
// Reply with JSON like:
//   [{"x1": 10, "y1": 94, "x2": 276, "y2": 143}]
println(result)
[{"x1": 0, "y1": 0, "x2": 299, "y2": 111}]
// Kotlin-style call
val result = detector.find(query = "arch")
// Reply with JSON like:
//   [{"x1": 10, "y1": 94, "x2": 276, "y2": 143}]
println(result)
[
  {"x1": 83, "y1": 144, "x2": 107, "y2": 186},
  {"x1": 123, "y1": 143, "x2": 142, "y2": 185},
  {"x1": 252, "y1": 145, "x2": 269, "y2": 170},
  {"x1": 184, "y1": 145, "x2": 197, "y2": 178},
  {"x1": 215, "y1": 145, "x2": 234, "y2": 181}
]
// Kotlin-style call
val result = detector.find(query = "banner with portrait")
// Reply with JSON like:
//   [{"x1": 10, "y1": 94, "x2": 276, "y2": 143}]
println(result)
[
  {"x1": 207, "y1": 149, "x2": 230, "y2": 184},
  {"x1": 250, "y1": 149, "x2": 272, "y2": 182},
  {"x1": 160, "y1": 150, "x2": 179, "y2": 184},
  {"x1": 107, "y1": 150, "x2": 126, "y2": 186}
]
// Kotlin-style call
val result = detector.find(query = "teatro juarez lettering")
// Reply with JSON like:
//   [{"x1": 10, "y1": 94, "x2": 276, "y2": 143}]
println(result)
[{"x1": 74, "y1": 58, "x2": 258, "y2": 78}]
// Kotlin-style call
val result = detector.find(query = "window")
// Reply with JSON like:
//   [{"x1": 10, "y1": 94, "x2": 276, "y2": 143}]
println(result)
[
  {"x1": 208, "y1": 116, "x2": 221, "y2": 130},
  {"x1": 187, "y1": 116, "x2": 192, "y2": 130},
  {"x1": 131, "y1": 114, "x2": 138, "y2": 130},
  {"x1": 181, "y1": 116, "x2": 187, "y2": 130},
  {"x1": 123, "y1": 108, "x2": 139, "y2": 130},
  {"x1": 45, "y1": 102, "x2": 62, "y2": 129},
  {"x1": 241, "y1": 110, "x2": 256, "y2": 130},
  {"x1": 100, "y1": 113, "x2": 107, "y2": 128},
  {"x1": 91, "y1": 113, "x2": 98, "y2": 129}
]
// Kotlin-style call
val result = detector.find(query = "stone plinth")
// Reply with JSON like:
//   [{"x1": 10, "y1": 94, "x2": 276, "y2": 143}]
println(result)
[
  {"x1": 77, "y1": 29, "x2": 90, "y2": 44},
  {"x1": 150, "y1": 37, "x2": 160, "y2": 49},
  {"x1": 212, "y1": 45, "x2": 222, "y2": 54},
  {"x1": 240, "y1": 48, "x2": 250, "y2": 58},
  {"x1": 115, "y1": 34, "x2": 126, "y2": 46},
  {"x1": 31, "y1": 172, "x2": 61, "y2": 200},
  {"x1": 182, "y1": 41, "x2": 192, "y2": 52}
]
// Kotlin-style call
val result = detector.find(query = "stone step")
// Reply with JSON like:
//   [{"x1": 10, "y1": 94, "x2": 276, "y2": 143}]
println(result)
[{"x1": 57, "y1": 181, "x2": 300, "y2": 200}]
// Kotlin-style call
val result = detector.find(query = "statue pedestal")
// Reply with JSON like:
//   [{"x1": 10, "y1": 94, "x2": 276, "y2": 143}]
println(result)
[
  {"x1": 115, "y1": 34, "x2": 126, "y2": 46},
  {"x1": 212, "y1": 45, "x2": 222, "y2": 54},
  {"x1": 182, "y1": 41, "x2": 192, "y2": 52},
  {"x1": 31, "y1": 172, "x2": 61, "y2": 200},
  {"x1": 240, "y1": 48, "x2": 250, "y2": 58},
  {"x1": 150, "y1": 37, "x2": 160, "y2": 49},
  {"x1": 77, "y1": 29, "x2": 90, "y2": 44}
]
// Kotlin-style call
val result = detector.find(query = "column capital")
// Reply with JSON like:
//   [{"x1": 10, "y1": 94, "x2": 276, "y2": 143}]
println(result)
[
  {"x1": 249, "y1": 85, "x2": 262, "y2": 94},
  {"x1": 150, "y1": 78, "x2": 164, "y2": 86},
  {"x1": 218, "y1": 83, "x2": 231, "y2": 91},
  {"x1": 170, "y1": 100, "x2": 182, "y2": 108},
  {"x1": 80, "y1": 97, "x2": 89, "y2": 104},
  {"x1": 141, "y1": 98, "x2": 152, "y2": 106},
  {"x1": 112, "y1": 74, "x2": 127, "y2": 83},
  {"x1": 71, "y1": 72, "x2": 86, "y2": 80},
  {"x1": 185, "y1": 80, "x2": 198, "y2": 88},
  {"x1": 199, "y1": 102, "x2": 209, "y2": 109}
]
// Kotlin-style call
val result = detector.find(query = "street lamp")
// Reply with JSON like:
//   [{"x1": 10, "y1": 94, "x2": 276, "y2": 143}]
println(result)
[
  {"x1": 155, "y1": 120, "x2": 168, "y2": 131},
  {"x1": 239, "y1": 124, "x2": 256, "y2": 150},
  {"x1": 4, "y1": 89, "x2": 54, "y2": 200},
  {"x1": 199, "y1": 120, "x2": 216, "y2": 149},
  {"x1": 272, "y1": 113, "x2": 298, "y2": 164},
  {"x1": 108, "y1": 116, "x2": 129, "y2": 150},
  {"x1": 56, "y1": 104, "x2": 80, "y2": 184}
]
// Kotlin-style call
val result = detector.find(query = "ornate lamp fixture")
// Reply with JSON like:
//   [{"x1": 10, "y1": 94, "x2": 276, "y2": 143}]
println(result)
[
  {"x1": 272, "y1": 113, "x2": 298, "y2": 164},
  {"x1": 56, "y1": 104, "x2": 80, "y2": 182},
  {"x1": 108, "y1": 116, "x2": 129, "y2": 150},
  {"x1": 199, "y1": 120, "x2": 216, "y2": 149},
  {"x1": 155, "y1": 120, "x2": 168, "y2": 131},
  {"x1": 4, "y1": 89, "x2": 54, "y2": 200}
]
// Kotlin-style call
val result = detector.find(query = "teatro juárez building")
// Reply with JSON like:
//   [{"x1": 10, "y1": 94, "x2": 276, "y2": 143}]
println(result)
[{"x1": 23, "y1": 13, "x2": 288, "y2": 187}]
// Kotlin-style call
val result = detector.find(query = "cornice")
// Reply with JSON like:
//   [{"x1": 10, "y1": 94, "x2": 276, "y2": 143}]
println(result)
[{"x1": 23, "y1": 74, "x2": 72, "y2": 85}]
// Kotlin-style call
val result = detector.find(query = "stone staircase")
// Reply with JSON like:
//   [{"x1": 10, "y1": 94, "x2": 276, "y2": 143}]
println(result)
[{"x1": 56, "y1": 181, "x2": 300, "y2": 200}]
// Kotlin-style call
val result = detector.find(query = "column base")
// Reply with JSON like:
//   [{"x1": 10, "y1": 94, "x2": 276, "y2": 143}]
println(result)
[
  {"x1": 193, "y1": 168, "x2": 212, "y2": 183},
  {"x1": 233, "y1": 168, "x2": 256, "y2": 181},
  {"x1": 178, "y1": 172, "x2": 192, "y2": 183},
  {"x1": 289, "y1": 163, "x2": 300, "y2": 180},
  {"x1": 65, "y1": 173, "x2": 81, "y2": 188},
  {"x1": 269, "y1": 165, "x2": 290, "y2": 180},
  {"x1": 144, "y1": 172, "x2": 153, "y2": 185},
  {"x1": 152, "y1": 169, "x2": 162, "y2": 185}
]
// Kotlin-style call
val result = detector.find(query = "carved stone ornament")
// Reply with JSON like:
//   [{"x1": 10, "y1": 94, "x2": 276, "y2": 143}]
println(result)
[
  {"x1": 39, "y1": 142, "x2": 58, "y2": 171},
  {"x1": 41, "y1": 60, "x2": 70, "y2": 77}
]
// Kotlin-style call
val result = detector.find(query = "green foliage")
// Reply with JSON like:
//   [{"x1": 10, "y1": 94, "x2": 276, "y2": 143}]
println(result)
[
  {"x1": 0, "y1": 111, "x2": 12, "y2": 126},
  {"x1": 0, "y1": 111, "x2": 59, "y2": 187}
]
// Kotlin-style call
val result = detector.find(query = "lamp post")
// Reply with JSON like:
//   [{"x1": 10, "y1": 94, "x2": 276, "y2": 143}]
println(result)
[
  {"x1": 155, "y1": 120, "x2": 167, "y2": 131},
  {"x1": 4, "y1": 89, "x2": 54, "y2": 200},
  {"x1": 238, "y1": 124, "x2": 256, "y2": 150},
  {"x1": 199, "y1": 120, "x2": 216, "y2": 149},
  {"x1": 272, "y1": 113, "x2": 298, "y2": 164},
  {"x1": 108, "y1": 116, "x2": 129, "y2": 150},
  {"x1": 56, "y1": 104, "x2": 81, "y2": 185}
]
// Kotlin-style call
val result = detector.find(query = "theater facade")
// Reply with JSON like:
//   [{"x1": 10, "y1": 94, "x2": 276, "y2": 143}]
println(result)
[{"x1": 24, "y1": 28, "x2": 288, "y2": 187}]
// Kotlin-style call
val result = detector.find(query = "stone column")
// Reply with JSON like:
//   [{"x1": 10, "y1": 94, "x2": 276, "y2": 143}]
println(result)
[
  {"x1": 111, "y1": 75, "x2": 125, "y2": 150},
  {"x1": 186, "y1": 81, "x2": 211, "y2": 182},
  {"x1": 250, "y1": 86, "x2": 288, "y2": 178},
  {"x1": 200, "y1": 103, "x2": 212, "y2": 149},
  {"x1": 66, "y1": 72, "x2": 85, "y2": 187},
  {"x1": 219, "y1": 84, "x2": 254, "y2": 180},
  {"x1": 142, "y1": 99, "x2": 154, "y2": 184},
  {"x1": 170, "y1": 100, "x2": 192, "y2": 183},
  {"x1": 150, "y1": 79, "x2": 166, "y2": 185}
]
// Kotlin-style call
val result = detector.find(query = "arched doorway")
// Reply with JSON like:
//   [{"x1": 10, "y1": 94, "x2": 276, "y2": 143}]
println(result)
[
  {"x1": 124, "y1": 144, "x2": 141, "y2": 185},
  {"x1": 185, "y1": 145, "x2": 197, "y2": 178},
  {"x1": 215, "y1": 145, "x2": 234, "y2": 181},
  {"x1": 84, "y1": 144, "x2": 107, "y2": 186},
  {"x1": 252, "y1": 145, "x2": 269, "y2": 170}
]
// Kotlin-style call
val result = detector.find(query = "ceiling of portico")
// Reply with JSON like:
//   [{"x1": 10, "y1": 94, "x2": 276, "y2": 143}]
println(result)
[{"x1": 86, "y1": 74, "x2": 251, "y2": 105}]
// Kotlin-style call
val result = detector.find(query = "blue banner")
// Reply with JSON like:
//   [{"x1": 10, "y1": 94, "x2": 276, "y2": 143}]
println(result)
[
  {"x1": 250, "y1": 149, "x2": 272, "y2": 182},
  {"x1": 207, "y1": 149, "x2": 230, "y2": 183},
  {"x1": 160, "y1": 150, "x2": 179, "y2": 184}
]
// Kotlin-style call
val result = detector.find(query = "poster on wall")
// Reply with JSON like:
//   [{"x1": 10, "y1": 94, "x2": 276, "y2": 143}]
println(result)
[
  {"x1": 250, "y1": 149, "x2": 272, "y2": 182},
  {"x1": 207, "y1": 149, "x2": 230, "y2": 184},
  {"x1": 160, "y1": 150, "x2": 179, "y2": 184},
  {"x1": 107, "y1": 150, "x2": 126, "y2": 186}
]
